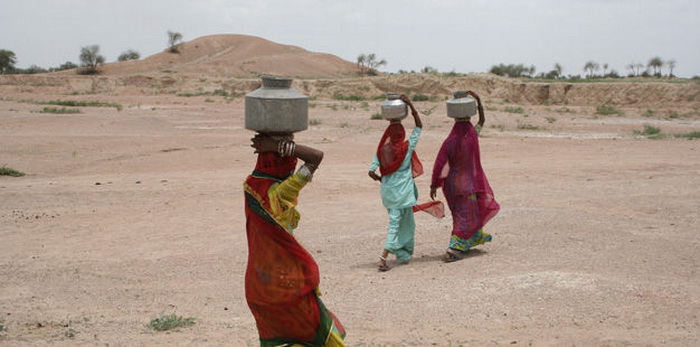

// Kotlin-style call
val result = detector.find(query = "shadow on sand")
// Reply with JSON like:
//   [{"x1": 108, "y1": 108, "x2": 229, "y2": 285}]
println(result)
[{"x1": 349, "y1": 248, "x2": 489, "y2": 271}]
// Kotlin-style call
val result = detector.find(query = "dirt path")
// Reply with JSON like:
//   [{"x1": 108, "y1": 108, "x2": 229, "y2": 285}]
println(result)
[{"x1": 1, "y1": 92, "x2": 698, "y2": 346}]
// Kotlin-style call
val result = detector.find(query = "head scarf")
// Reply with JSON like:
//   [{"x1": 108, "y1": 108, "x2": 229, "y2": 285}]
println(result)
[{"x1": 376, "y1": 123, "x2": 423, "y2": 177}]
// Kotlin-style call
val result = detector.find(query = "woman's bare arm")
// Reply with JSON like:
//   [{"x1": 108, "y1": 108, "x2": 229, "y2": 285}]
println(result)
[{"x1": 400, "y1": 94, "x2": 422, "y2": 128}]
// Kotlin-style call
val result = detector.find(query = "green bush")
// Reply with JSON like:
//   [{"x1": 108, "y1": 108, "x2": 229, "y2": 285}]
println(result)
[
  {"x1": 504, "y1": 106, "x2": 525, "y2": 114},
  {"x1": 0, "y1": 165, "x2": 25, "y2": 177},
  {"x1": 674, "y1": 131, "x2": 700, "y2": 140},
  {"x1": 596, "y1": 104, "x2": 624, "y2": 115},
  {"x1": 633, "y1": 124, "x2": 662, "y2": 138},
  {"x1": 332, "y1": 93, "x2": 364, "y2": 101},
  {"x1": 40, "y1": 107, "x2": 81, "y2": 114},
  {"x1": 42, "y1": 100, "x2": 122, "y2": 111},
  {"x1": 411, "y1": 94, "x2": 430, "y2": 102},
  {"x1": 148, "y1": 314, "x2": 195, "y2": 331},
  {"x1": 517, "y1": 120, "x2": 542, "y2": 130},
  {"x1": 370, "y1": 113, "x2": 382, "y2": 120}
]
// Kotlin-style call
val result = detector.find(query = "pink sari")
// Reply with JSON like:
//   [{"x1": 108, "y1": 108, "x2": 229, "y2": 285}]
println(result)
[{"x1": 431, "y1": 122, "x2": 499, "y2": 240}]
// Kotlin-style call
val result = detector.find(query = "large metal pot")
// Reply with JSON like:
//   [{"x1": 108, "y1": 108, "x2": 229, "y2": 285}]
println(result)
[
  {"x1": 380, "y1": 93, "x2": 408, "y2": 120},
  {"x1": 446, "y1": 91, "x2": 477, "y2": 119},
  {"x1": 245, "y1": 76, "x2": 308, "y2": 134}
]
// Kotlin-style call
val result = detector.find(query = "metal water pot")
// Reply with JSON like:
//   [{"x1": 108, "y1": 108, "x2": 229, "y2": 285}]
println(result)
[
  {"x1": 245, "y1": 76, "x2": 308, "y2": 134},
  {"x1": 446, "y1": 91, "x2": 477, "y2": 119},
  {"x1": 380, "y1": 93, "x2": 408, "y2": 120}
]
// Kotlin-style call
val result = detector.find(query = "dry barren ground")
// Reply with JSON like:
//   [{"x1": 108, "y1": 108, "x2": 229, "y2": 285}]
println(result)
[{"x1": 1, "y1": 90, "x2": 699, "y2": 346}]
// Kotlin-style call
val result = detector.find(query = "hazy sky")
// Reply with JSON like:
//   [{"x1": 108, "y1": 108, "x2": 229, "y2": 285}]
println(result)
[{"x1": 2, "y1": 0, "x2": 699, "y2": 77}]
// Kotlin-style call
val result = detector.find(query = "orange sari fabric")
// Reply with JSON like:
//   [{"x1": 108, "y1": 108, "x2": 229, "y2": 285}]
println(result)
[{"x1": 243, "y1": 152, "x2": 343, "y2": 344}]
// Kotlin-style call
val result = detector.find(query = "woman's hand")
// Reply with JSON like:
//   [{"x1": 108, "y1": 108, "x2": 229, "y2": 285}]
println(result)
[
  {"x1": 400, "y1": 94, "x2": 422, "y2": 127},
  {"x1": 400, "y1": 94, "x2": 418, "y2": 116},
  {"x1": 368, "y1": 171, "x2": 382, "y2": 182},
  {"x1": 430, "y1": 186, "x2": 438, "y2": 200},
  {"x1": 250, "y1": 134, "x2": 278, "y2": 153},
  {"x1": 466, "y1": 90, "x2": 481, "y2": 102}
]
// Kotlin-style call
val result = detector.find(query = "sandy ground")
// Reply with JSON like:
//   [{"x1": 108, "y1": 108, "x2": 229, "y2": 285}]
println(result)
[{"x1": 1, "y1": 90, "x2": 699, "y2": 346}]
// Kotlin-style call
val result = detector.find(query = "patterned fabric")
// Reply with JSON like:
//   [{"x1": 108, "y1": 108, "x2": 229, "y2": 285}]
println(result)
[
  {"x1": 431, "y1": 122, "x2": 499, "y2": 242},
  {"x1": 244, "y1": 152, "x2": 345, "y2": 346},
  {"x1": 449, "y1": 229, "x2": 493, "y2": 252}
]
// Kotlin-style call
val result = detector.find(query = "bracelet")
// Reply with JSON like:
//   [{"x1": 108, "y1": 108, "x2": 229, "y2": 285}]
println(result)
[{"x1": 278, "y1": 140, "x2": 296, "y2": 157}]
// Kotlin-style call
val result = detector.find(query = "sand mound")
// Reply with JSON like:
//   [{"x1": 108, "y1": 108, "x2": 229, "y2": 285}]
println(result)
[{"x1": 73, "y1": 34, "x2": 359, "y2": 78}]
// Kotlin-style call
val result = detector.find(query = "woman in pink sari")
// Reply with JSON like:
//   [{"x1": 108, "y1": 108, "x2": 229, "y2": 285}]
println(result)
[{"x1": 430, "y1": 91, "x2": 500, "y2": 262}]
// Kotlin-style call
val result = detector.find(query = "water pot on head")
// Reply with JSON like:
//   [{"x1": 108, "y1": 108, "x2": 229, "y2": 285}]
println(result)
[
  {"x1": 446, "y1": 91, "x2": 477, "y2": 119},
  {"x1": 245, "y1": 76, "x2": 308, "y2": 134},
  {"x1": 380, "y1": 93, "x2": 408, "y2": 121}
]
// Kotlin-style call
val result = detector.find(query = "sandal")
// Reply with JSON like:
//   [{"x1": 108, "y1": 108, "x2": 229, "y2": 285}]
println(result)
[
  {"x1": 378, "y1": 256, "x2": 391, "y2": 272},
  {"x1": 442, "y1": 249, "x2": 461, "y2": 263}
]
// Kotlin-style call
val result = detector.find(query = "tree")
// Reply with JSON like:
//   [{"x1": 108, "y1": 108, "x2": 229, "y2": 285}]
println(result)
[
  {"x1": 554, "y1": 63, "x2": 563, "y2": 78},
  {"x1": 79, "y1": 45, "x2": 105, "y2": 74},
  {"x1": 365, "y1": 53, "x2": 386, "y2": 75},
  {"x1": 167, "y1": 31, "x2": 183, "y2": 53},
  {"x1": 0, "y1": 49, "x2": 17, "y2": 75},
  {"x1": 527, "y1": 65, "x2": 536, "y2": 78},
  {"x1": 49, "y1": 61, "x2": 77, "y2": 72},
  {"x1": 583, "y1": 61, "x2": 599, "y2": 78},
  {"x1": 543, "y1": 63, "x2": 562, "y2": 79},
  {"x1": 648, "y1": 56, "x2": 663, "y2": 76},
  {"x1": 24, "y1": 65, "x2": 47, "y2": 74},
  {"x1": 421, "y1": 66, "x2": 438, "y2": 74},
  {"x1": 356, "y1": 54, "x2": 366, "y2": 74},
  {"x1": 356, "y1": 53, "x2": 386, "y2": 75},
  {"x1": 118, "y1": 49, "x2": 140, "y2": 62},
  {"x1": 489, "y1": 63, "x2": 529, "y2": 78},
  {"x1": 602, "y1": 63, "x2": 609, "y2": 76},
  {"x1": 666, "y1": 59, "x2": 676, "y2": 77}
]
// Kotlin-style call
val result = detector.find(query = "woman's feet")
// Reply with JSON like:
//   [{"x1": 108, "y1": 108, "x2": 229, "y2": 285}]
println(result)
[
  {"x1": 378, "y1": 256, "x2": 390, "y2": 272},
  {"x1": 442, "y1": 248, "x2": 462, "y2": 263}
]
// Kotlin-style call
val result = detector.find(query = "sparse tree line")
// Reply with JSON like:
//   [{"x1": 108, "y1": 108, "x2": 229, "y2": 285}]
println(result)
[
  {"x1": 489, "y1": 57, "x2": 681, "y2": 80},
  {"x1": 1, "y1": 40, "x2": 694, "y2": 80},
  {"x1": 0, "y1": 31, "x2": 183, "y2": 75}
]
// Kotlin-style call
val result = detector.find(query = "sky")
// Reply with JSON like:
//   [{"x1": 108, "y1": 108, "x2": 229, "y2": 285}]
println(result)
[{"x1": 2, "y1": 0, "x2": 699, "y2": 77}]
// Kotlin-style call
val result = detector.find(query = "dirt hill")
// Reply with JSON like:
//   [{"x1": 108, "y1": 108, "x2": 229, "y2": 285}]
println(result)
[{"x1": 68, "y1": 34, "x2": 360, "y2": 78}]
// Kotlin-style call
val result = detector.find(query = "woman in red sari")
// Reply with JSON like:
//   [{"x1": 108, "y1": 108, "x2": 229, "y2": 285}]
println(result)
[
  {"x1": 430, "y1": 91, "x2": 500, "y2": 262},
  {"x1": 244, "y1": 133, "x2": 346, "y2": 346}
]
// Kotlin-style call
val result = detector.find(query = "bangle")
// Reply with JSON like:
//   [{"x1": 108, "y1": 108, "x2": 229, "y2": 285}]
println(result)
[{"x1": 278, "y1": 140, "x2": 296, "y2": 157}]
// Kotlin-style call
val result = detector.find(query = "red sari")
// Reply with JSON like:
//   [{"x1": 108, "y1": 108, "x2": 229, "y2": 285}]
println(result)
[
  {"x1": 431, "y1": 122, "x2": 499, "y2": 240},
  {"x1": 243, "y1": 153, "x2": 345, "y2": 346}
]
